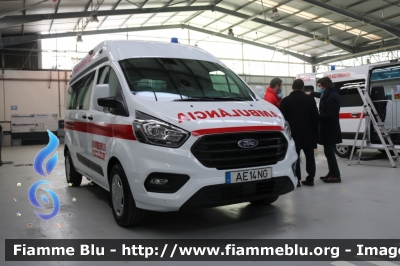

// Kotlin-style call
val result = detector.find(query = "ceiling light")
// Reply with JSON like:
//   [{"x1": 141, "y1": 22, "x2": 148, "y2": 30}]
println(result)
[
  {"x1": 91, "y1": 14, "x2": 99, "y2": 23},
  {"x1": 77, "y1": 35, "x2": 83, "y2": 43},
  {"x1": 227, "y1": 28, "x2": 234, "y2": 38},
  {"x1": 271, "y1": 7, "x2": 280, "y2": 19},
  {"x1": 282, "y1": 49, "x2": 287, "y2": 55},
  {"x1": 324, "y1": 36, "x2": 331, "y2": 44}
]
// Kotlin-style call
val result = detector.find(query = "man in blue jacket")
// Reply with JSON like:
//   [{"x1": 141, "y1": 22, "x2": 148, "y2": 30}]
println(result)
[{"x1": 310, "y1": 77, "x2": 342, "y2": 183}]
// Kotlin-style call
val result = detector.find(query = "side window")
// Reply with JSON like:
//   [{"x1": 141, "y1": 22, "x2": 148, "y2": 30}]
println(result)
[
  {"x1": 303, "y1": 85, "x2": 314, "y2": 93},
  {"x1": 334, "y1": 79, "x2": 365, "y2": 108},
  {"x1": 338, "y1": 88, "x2": 364, "y2": 107},
  {"x1": 96, "y1": 65, "x2": 128, "y2": 116},
  {"x1": 67, "y1": 71, "x2": 95, "y2": 110},
  {"x1": 98, "y1": 66, "x2": 110, "y2": 84},
  {"x1": 76, "y1": 71, "x2": 95, "y2": 110},
  {"x1": 67, "y1": 85, "x2": 78, "y2": 110},
  {"x1": 108, "y1": 68, "x2": 121, "y2": 97},
  {"x1": 97, "y1": 66, "x2": 119, "y2": 97}
]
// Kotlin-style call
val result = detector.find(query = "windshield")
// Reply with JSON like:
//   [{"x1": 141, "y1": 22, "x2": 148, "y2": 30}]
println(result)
[{"x1": 119, "y1": 58, "x2": 256, "y2": 101}]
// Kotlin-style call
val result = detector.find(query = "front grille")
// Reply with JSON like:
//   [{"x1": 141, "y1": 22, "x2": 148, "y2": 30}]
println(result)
[
  {"x1": 191, "y1": 132, "x2": 288, "y2": 170},
  {"x1": 179, "y1": 176, "x2": 294, "y2": 210},
  {"x1": 203, "y1": 178, "x2": 287, "y2": 202}
]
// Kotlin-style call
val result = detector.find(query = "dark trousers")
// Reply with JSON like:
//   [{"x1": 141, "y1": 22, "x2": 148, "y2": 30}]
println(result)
[
  {"x1": 323, "y1": 144, "x2": 341, "y2": 177},
  {"x1": 296, "y1": 147, "x2": 316, "y2": 182}
]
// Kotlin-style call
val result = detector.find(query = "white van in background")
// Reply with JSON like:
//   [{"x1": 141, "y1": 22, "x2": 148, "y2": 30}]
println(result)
[
  {"x1": 64, "y1": 39, "x2": 298, "y2": 227},
  {"x1": 297, "y1": 60, "x2": 400, "y2": 158},
  {"x1": 296, "y1": 73, "x2": 319, "y2": 107}
]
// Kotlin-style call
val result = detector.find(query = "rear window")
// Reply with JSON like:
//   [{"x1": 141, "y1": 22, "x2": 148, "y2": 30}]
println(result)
[{"x1": 119, "y1": 58, "x2": 256, "y2": 101}]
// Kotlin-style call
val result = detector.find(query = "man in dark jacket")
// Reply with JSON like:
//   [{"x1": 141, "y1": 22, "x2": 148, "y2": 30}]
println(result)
[
  {"x1": 312, "y1": 77, "x2": 342, "y2": 183},
  {"x1": 280, "y1": 79, "x2": 319, "y2": 187}
]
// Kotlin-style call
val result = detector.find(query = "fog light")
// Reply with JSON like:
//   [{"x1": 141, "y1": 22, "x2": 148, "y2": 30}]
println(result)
[
  {"x1": 150, "y1": 178, "x2": 168, "y2": 185},
  {"x1": 145, "y1": 173, "x2": 190, "y2": 193}
]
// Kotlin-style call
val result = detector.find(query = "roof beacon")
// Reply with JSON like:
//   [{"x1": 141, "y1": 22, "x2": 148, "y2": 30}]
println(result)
[{"x1": 171, "y1": 37, "x2": 178, "y2": 43}]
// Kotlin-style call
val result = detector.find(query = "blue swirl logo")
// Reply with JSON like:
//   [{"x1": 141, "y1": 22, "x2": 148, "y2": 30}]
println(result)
[
  {"x1": 33, "y1": 130, "x2": 59, "y2": 176},
  {"x1": 29, "y1": 130, "x2": 60, "y2": 220},
  {"x1": 28, "y1": 180, "x2": 60, "y2": 220}
]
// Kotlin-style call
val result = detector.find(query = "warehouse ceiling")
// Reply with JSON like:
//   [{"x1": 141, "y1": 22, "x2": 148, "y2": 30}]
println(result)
[{"x1": 0, "y1": 0, "x2": 400, "y2": 64}]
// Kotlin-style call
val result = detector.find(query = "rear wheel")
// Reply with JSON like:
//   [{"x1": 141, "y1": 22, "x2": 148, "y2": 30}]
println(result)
[
  {"x1": 250, "y1": 195, "x2": 279, "y2": 206},
  {"x1": 110, "y1": 164, "x2": 144, "y2": 227},
  {"x1": 65, "y1": 150, "x2": 82, "y2": 187},
  {"x1": 334, "y1": 145, "x2": 357, "y2": 158}
]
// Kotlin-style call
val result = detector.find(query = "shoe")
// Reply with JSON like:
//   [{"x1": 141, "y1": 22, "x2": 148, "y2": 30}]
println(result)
[
  {"x1": 0, "y1": 161, "x2": 2, "y2": 167},
  {"x1": 320, "y1": 173, "x2": 331, "y2": 180},
  {"x1": 297, "y1": 181, "x2": 301, "y2": 187},
  {"x1": 323, "y1": 176, "x2": 341, "y2": 183},
  {"x1": 301, "y1": 180, "x2": 314, "y2": 186}
]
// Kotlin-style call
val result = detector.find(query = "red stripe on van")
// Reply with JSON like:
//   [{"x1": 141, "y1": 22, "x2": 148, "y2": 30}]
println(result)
[
  {"x1": 73, "y1": 121, "x2": 88, "y2": 133},
  {"x1": 113, "y1": 124, "x2": 136, "y2": 140},
  {"x1": 64, "y1": 121, "x2": 136, "y2": 140},
  {"x1": 64, "y1": 125, "x2": 74, "y2": 130},
  {"x1": 192, "y1": 126, "x2": 284, "y2": 137},
  {"x1": 88, "y1": 123, "x2": 113, "y2": 137},
  {"x1": 339, "y1": 113, "x2": 366, "y2": 119}
]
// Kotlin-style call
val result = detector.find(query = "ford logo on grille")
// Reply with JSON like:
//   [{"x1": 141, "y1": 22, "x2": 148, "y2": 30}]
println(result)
[{"x1": 238, "y1": 139, "x2": 258, "y2": 149}]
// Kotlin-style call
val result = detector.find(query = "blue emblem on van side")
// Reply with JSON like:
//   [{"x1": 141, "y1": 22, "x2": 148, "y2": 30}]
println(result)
[{"x1": 238, "y1": 139, "x2": 258, "y2": 149}]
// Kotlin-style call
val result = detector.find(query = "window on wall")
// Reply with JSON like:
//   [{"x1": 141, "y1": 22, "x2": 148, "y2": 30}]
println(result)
[{"x1": 67, "y1": 71, "x2": 95, "y2": 110}]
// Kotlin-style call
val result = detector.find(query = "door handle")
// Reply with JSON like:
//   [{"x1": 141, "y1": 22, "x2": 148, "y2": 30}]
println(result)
[
  {"x1": 82, "y1": 115, "x2": 87, "y2": 119},
  {"x1": 88, "y1": 116, "x2": 93, "y2": 121},
  {"x1": 351, "y1": 112, "x2": 361, "y2": 117}
]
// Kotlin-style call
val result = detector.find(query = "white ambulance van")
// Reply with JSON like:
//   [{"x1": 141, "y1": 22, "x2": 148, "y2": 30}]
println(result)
[
  {"x1": 298, "y1": 60, "x2": 400, "y2": 158},
  {"x1": 296, "y1": 73, "x2": 320, "y2": 107},
  {"x1": 296, "y1": 73, "x2": 317, "y2": 93},
  {"x1": 64, "y1": 40, "x2": 298, "y2": 227}
]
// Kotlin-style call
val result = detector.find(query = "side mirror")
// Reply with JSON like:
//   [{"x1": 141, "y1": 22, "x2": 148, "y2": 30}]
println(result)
[
  {"x1": 98, "y1": 97, "x2": 117, "y2": 108},
  {"x1": 93, "y1": 84, "x2": 110, "y2": 111},
  {"x1": 98, "y1": 97, "x2": 129, "y2": 116}
]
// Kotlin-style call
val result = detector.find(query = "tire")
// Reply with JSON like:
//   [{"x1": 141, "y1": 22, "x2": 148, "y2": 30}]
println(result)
[
  {"x1": 334, "y1": 145, "x2": 357, "y2": 158},
  {"x1": 110, "y1": 164, "x2": 144, "y2": 227},
  {"x1": 250, "y1": 195, "x2": 279, "y2": 206},
  {"x1": 65, "y1": 150, "x2": 82, "y2": 187}
]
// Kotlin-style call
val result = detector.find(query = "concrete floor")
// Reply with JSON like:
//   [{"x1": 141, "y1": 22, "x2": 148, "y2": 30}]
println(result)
[{"x1": 1, "y1": 145, "x2": 400, "y2": 266}]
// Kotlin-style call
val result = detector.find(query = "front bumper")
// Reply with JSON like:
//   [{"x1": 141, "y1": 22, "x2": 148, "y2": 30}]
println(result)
[
  {"x1": 180, "y1": 176, "x2": 294, "y2": 210},
  {"x1": 115, "y1": 132, "x2": 298, "y2": 212}
]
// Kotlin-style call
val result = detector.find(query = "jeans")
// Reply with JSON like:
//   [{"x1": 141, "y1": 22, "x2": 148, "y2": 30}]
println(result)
[
  {"x1": 323, "y1": 144, "x2": 341, "y2": 177},
  {"x1": 296, "y1": 148, "x2": 316, "y2": 182}
]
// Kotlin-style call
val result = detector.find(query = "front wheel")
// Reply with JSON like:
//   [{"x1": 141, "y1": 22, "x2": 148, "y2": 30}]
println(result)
[
  {"x1": 65, "y1": 150, "x2": 82, "y2": 187},
  {"x1": 110, "y1": 164, "x2": 144, "y2": 227},
  {"x1": 249, "y1": 195, "x2": 279, "y2": 206},
  {"x1": 334, "y1": 145, "x2": 357, "y2": 158}
]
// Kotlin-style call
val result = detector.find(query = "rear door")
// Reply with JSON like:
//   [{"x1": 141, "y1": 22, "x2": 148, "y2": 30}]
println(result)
[
  {"x1": 368, "y1": 62, "x2": 400, "y2": 145},
  {"x1": 337, "y1": 84, "x2": 366, "y2": 145}
]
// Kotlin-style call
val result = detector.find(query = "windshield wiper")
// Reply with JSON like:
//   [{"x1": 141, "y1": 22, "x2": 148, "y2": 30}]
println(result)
[{"x1": 174, "y1": 97, "x2": 247, "y2": 102}]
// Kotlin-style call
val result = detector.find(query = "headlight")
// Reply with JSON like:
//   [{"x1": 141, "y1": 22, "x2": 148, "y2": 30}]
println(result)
[
  {"x1": 284, "y1": 121, "x2": 292, "y2": 140},
  {"x1": 133, "y1": 111, "x2": 190, "y2": 148}
]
